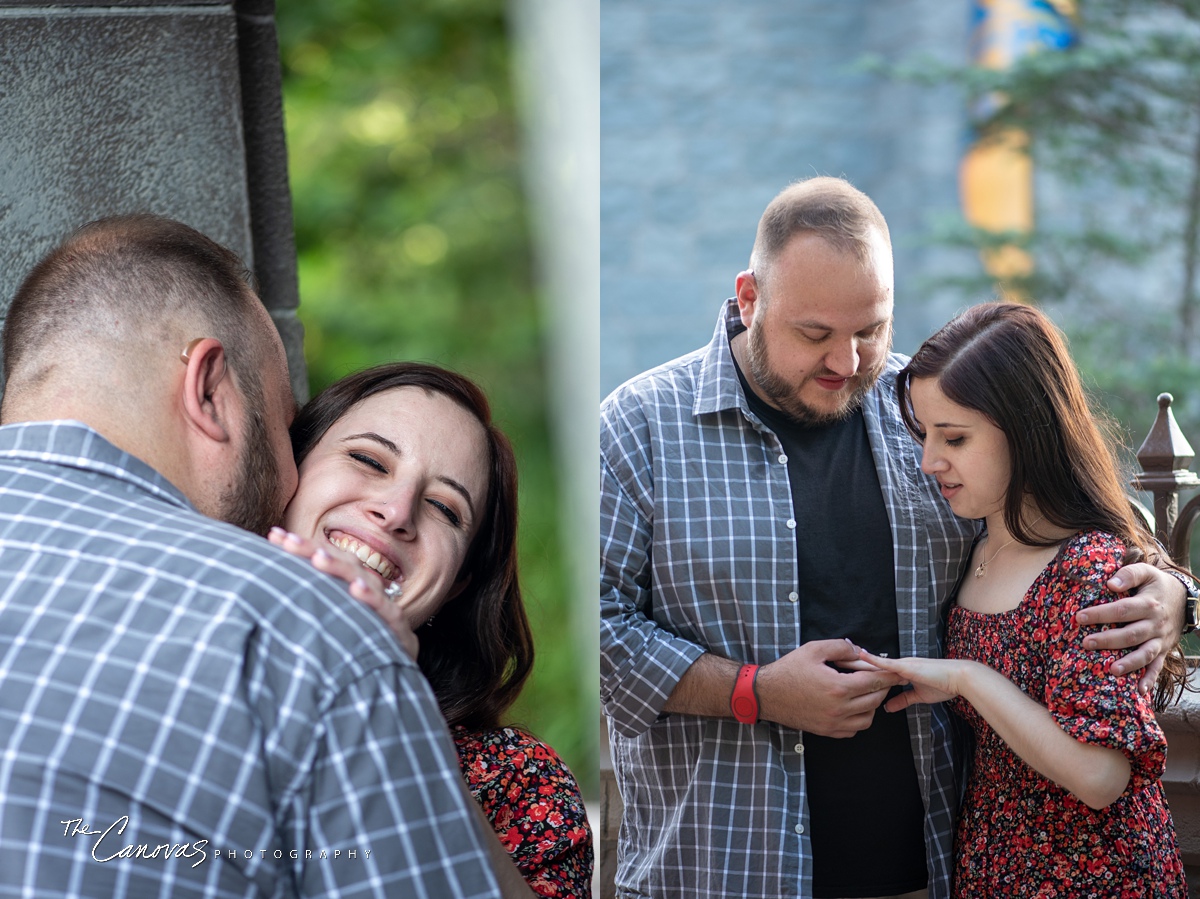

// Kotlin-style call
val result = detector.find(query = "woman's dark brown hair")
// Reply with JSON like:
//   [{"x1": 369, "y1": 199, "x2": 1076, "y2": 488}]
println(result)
[
  {"x1": 897, "y1": 302, "x2": 1189, "y2": 709},
  {"x1": 291, "y1": 362, "x2": 535, "y2": 730}
]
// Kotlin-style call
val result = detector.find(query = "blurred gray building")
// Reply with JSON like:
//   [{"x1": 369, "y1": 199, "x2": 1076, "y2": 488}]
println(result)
[{"x1": 601, "y1": 1, "x2": 975, "y2": 397}]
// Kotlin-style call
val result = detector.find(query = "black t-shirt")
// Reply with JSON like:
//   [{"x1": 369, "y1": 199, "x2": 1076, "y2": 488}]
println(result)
[{"x1": 740, "y1": 375, "x2": 928, "y2": 897}]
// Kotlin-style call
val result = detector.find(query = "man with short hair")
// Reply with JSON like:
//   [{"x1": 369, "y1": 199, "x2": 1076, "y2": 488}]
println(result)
[
  {"x1": 0, "y1": 215, "x2": 512, "y2": 897},
  {"x1": 600, "y1": 176, "x2": 1187, "y2": 899}
]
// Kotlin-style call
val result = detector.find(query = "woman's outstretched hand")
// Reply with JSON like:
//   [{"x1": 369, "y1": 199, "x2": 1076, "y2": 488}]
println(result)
[
  {"x1": 854, "y1": 645, "x2": 967, "y2": 712},
  {"x1": 268, "y1": 527, "x2": 418, "y2": 658}
]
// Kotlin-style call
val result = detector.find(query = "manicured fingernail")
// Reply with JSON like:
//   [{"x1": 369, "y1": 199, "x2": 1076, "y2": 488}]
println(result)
[
  {"x1": 352, "y1": 577, "x2": 367, "y2": 590},
  {"x1": 269, "y1": 526, "x2": 284, "y2": 537},
  {"x1": 1077, "y1": 612, "x2": 1088, "y2": 624},
  {"x1": 313, "y1": 549, "x2": 329, "y2": 563},
  {"x1": 1110, "y1": 576, "x2": 1125, "y2": 588}
]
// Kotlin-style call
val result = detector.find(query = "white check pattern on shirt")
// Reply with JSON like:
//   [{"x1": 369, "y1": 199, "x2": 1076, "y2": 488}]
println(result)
[
  {"x1": 600, "y1": 301, "x2": 978, "y2": 899},
  {"x1": 0, "y1": 421, "x2": 500, "y2": 899}
]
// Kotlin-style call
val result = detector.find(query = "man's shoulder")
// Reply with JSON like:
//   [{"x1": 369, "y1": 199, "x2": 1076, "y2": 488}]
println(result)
[
  {"x1": 600, "y1": 347, "x2": 710, "y2": 449},
  {"x1": 602, "y1": 347, "x2": 707, "y2": 415},
  {"x1": 861, "y1": 353, "x2": 910, "y2": 416},
  {"x1": 175, "y1": 520, "x2": 412, "y2": 678},
  {"x1": 0, "y1": 470, "x2": 412, "y2": 689},
  {"x1": 879, "y1": 352, "x2": 910, "y2": 384}
]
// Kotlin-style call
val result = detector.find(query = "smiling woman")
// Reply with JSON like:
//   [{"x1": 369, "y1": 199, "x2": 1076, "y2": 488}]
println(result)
[
  {"x1": 285, "y1": 385, "x2": 489, "y2": 629},
  {"x1": 274, "y1": 361, "x2": 594, "y2": 896}
]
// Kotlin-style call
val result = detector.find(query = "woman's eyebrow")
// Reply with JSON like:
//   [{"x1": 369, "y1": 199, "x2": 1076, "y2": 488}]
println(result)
[
  {"x1": 342, "y1": 431, "x2": 476, "y2": 516},
  {"x1": 342, "y1": 432, "x2": 399, "y2": 455},
  {"x1": 438, "y1": 476, "x2": 476, "y2": 517}
]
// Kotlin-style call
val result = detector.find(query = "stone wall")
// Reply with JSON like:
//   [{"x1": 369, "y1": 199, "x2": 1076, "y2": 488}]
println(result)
[{"x1": 0, "y1": 0, "x2": 304, "y2": 398}]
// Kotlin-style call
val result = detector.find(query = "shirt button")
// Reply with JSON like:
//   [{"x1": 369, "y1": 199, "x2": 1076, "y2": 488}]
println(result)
[
  {"x1": 794, "y1": 823, "x2": 805, "y2": 834},
  {"x1": 794, "y1": 742, "x2": 804, "y2": 754},
  {"x1": 788, "y1": 591, "x2": 799, "y2": 603},
  {"x1": 778, "y1": 454, "x2": 788, "y2": 464},
  {"x1": 786, "y1": 519, "x2": 796, "y2": 529}
]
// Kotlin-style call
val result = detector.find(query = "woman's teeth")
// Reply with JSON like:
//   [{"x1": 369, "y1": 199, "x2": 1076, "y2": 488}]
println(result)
[{"x1": 330, "y1": 534, "x2": 397, "y2": 580}]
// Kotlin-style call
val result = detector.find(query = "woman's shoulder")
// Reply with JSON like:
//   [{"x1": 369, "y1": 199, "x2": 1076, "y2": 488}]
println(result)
[
  {"x1": 1044, "y1": 530, "x2": 1127, "y2": 603},
  {"x1": 451, "y1": 720, "x2": 590, "y2": 840},
  {"x1": 455, "y1": 727, "x2": 594, "y2": 895},
  {"x1": 453, "y1": 726, "x2": 579, "y2": 789},
  {"x1": 1057, "y1": 530, "x2": 1126, "y2": 574},
  {"x1": 454, "y1": 725, "x2": 563, "y2": 760}
]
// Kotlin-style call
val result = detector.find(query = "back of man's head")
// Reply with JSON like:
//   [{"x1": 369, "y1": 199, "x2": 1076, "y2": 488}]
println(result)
[
  {"x1": 0, "y1": 214, "x2": 297, "y2": 530},
  {"x1": 2, "y1": 214, "x2": 266, "y2": 419}
]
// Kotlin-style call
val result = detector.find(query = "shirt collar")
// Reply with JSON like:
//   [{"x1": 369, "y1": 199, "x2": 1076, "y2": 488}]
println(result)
[
  {"x1": 693, "y1": 298, "x2": 751, "y2": 417},
  {"x1": 0, "y1": 420, "x2": 194, "y2": 511}
]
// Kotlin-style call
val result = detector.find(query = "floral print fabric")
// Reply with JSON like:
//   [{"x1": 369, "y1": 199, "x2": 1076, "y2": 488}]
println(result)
[
  {"x1": 454, "y1": 725, "x2": 594, "y2": 897},
  {"x1": 946, "y1": 530, "x2": 1186, "y2": 898}
]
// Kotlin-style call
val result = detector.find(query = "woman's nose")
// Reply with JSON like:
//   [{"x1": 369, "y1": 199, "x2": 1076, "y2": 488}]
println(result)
[
  {"x1": 367, "y1": 487, "x2": 418, "y2": 536},
  {"x1": 920, "y1": 443, "x2": 945, "y2": 475}
]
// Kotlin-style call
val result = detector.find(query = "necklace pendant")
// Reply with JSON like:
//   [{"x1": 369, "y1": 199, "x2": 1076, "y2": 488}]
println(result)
[{"x1": 974, "y1": 562, "x2": 986, "y2": 578}]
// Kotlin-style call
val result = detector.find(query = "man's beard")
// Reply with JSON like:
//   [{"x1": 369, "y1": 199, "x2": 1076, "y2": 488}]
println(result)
[
  {"x1": 221, "y1": 406, "x2": 285, "y2": 536},
  {"x1": 744, "y1": 317, "x2": 889, "y2": 426}
]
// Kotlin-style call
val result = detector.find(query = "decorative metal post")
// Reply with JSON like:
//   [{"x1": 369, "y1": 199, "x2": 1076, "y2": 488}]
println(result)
[{"x1": 1132, "y1": 393, "x2": 1200, "y2": 563}]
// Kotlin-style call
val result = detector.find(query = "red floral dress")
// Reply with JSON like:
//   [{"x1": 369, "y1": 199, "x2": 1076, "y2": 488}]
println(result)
[
  {"x1": 946, "y1": 530, "x2": 1185, "y2": 898},
  {"x1": 453, "y1": 725, "x2": 593, "y2": 897}
]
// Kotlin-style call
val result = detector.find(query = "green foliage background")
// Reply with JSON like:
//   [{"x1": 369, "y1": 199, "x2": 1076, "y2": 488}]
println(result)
[{"x1": 276, "y1": 0, "x2": 593, "y2": 792}]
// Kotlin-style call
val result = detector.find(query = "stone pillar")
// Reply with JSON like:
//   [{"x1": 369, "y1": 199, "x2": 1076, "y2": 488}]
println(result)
[{"x1": 0, "y1": 0, "x2": 305, "y2": 399}]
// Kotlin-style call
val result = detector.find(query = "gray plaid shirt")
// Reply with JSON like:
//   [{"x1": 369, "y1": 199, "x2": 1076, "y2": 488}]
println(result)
[
  {"x1": 0, "y1": 421, "x2": 500, "y2": 898},
  {"x1": 600, "y1": 301, "x2": 978, "y2": 899}
]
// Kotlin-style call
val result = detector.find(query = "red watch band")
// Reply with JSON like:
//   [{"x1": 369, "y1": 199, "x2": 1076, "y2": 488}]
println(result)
[{"x1": 730, "y1": 663, "x2": 760, "y2": 724}]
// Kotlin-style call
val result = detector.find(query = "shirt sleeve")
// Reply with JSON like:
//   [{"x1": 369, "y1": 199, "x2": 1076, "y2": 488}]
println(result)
[
  {"x1": 1040, "y1": 533, "x2": 1168, "y2": 788},
  {"x1": 600, "y1": 392, "x2": 706, "y2": 738},
  {"x1": 293, "y1": 664, "x2": 501, "y2": 898},
  {"x1": 457, "y1": 729, "x2": 593, "y2": 898}
]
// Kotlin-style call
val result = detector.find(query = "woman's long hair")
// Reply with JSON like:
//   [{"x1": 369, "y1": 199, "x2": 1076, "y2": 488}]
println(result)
[
  {"x1": 291, "y1": 362, "x2": 534, "y2": 730},
  {"x1": 897, "y1": 302, "x2": 1189, "y2": 709}
]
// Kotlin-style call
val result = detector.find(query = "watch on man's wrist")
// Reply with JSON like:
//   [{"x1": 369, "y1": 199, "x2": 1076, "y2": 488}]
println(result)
[
  {"x1": 730, "y1": 664, "x2": 760, "y2": 724},
  {"x1": 1171, "y1": 569, "x2": 1200, "y2": 635},
  {"x1": 1185, "y1": 592, "x2": 1199, "y2": 636}
]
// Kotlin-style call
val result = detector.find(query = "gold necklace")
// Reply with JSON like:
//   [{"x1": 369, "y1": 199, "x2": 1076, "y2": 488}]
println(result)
[{"x1": 973, "y1": 517, "x2": 1044, "y2": 578}]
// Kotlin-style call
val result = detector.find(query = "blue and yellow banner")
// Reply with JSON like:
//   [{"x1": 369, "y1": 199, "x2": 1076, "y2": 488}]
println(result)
[{"x1": 960, "y1": 0, "x2": 1078, "y2": 297}]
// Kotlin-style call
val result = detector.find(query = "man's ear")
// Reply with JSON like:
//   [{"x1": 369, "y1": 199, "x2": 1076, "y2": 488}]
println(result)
[
  {"x1": 735, "y1": 269, "x2": 760, "y2": 328},
  {"x1": 180, "y1": 337, "x2": 233, "y2": 443}
]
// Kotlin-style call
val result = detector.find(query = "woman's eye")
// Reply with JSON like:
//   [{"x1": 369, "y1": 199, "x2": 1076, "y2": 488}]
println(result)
[
  {"x1": 946, "y1": 436, "x2": 965, "y2": 447},
  {"x1": 426, "y1": 498, "x2": 462, "y2": 528},
  {"x1": 349, "y1": 451, "x2": 387, "y2": 473}
]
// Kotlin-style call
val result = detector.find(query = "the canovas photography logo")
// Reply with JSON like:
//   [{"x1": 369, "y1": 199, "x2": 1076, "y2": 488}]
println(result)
[
  {"x1": 60, "y1": 817, "x2": 373, "y2": 868},
  {"x1": 60, "y1": 817, "x2": 209, "y2": 868}
]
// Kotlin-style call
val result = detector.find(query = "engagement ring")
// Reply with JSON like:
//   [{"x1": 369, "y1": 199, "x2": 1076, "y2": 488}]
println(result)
[{"x1": 384, "y1": 582, "x2": 403, "y2": 601}]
